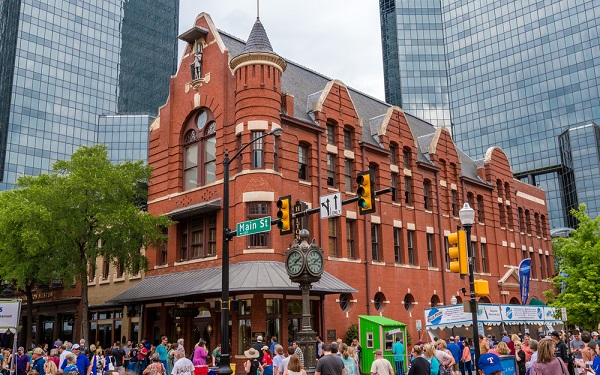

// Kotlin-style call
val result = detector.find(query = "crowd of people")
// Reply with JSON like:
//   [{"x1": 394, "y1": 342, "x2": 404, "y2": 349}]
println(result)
[{"x1": 0, "y1": 336, "x2": 224, "y2": 375}]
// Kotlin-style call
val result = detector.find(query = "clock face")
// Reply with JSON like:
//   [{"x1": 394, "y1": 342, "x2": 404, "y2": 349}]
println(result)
[
  {"x1": 307, "y1": 249, "x2": 324, "y2": 275},
  {"x1": 286, "y1": 250, "x2": 304, "y2": 276}
]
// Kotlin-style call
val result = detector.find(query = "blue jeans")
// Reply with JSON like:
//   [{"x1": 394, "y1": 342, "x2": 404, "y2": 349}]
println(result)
[
  {"x1": 395, "y1": 361, "x2": 404, "y2": 375},
  {"x1": 160, "y1": 360, "x2": 169, "y2": 375}
]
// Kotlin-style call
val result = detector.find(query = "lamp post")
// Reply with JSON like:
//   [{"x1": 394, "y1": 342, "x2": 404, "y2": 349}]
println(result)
[
  {"x1": 219, "y1": 127, "x2": 283, "y2": 375},
  {"x1": 459, "y1": 202, "x2": 479, "y2": 373}
]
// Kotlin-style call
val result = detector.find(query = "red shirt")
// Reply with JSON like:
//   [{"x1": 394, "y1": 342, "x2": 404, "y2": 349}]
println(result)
[
  {"x1": 138, "y1": 347, "x2": 148, "y2": 361},
  {"x1": 262, "y1": 353, "x2": 272, "y2": 366}
]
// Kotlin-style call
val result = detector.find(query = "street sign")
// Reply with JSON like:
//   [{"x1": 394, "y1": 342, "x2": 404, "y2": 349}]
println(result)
[
  {"x1": 561, "y1": 307, "x2": 567, "y2": 321},
  {"x1": 320, "y1": 192, "x2": 342, "y2": 218},
  {"x1": 416, "y1": 320, "x2": 422, "y2": 331},
  {"x1": 237, "y1": 217, "x2": 271, "y2": 237}
]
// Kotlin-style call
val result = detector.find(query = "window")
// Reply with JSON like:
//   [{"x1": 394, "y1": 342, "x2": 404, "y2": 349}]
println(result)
[
  {"x1": 477, "y1": 195, "x2": 485, "y2": 223},
  {"x1": 451, "y1": 190, "x2": 458, "y2": 216},
  {"x1": 426, "y1": 233, "x2": 435, "y2": 267},
  {"x1": 158, "y1": 228, "x2": 168, "y2": 266},
  {"x1": 343, "y1": 128, "x2": 352, "y2": 149},
  {"x1": 481, "y1": 243, "x2": 488, "y2": 273},
  {"x1": 273, "y1": 134, "x2": 279, "y2": 171},
  {"x1": 366, "y1": 332, "x2": 374, "y2": 348},
  {"x1": 530, "y1": 252, "x2": 537, "y2": 279},
  {"x1": 179, "y1": 215, "x2": 217, "y2": 261},
  {"x1": 326, "y1": 123, "x2": 335, "y2": 145},
  {"x1": 471, "y1": 241, "x2": 478, "y2": 273},
  {"x1": 518, "y1": 208, "x2": 525, "y2": 232},
  {"x1": 507, "y1": 206, "x2": 514, "y2": 229},
  {"x1": 88, "y1": 263, "x2": 95, "y2": 282},
  {"x1": 525, "y1": 210, "x2": 532, "y2": 234},
  {"x1": 182, "y1": 110, "x2": 216, "y2": 190},
  {"x1": 389, "y1": 143, "x2": 398, "y2": 165},
  {"x1": 394, "y1": 228, "x2": 403, "y2": 264},
  {"x1": 266, "y1": 299, "x2": 281, "y2": 345},
  {"x1": 402, "y1": 147, "x2": 411, "y2": 169},
  {"x1": 326, "y1": 154, "x2": 336, "y2": 187},
  {"x1": 403, "y1": 294, "x2": 415, "y2": 311},
  {"x1": 328, "y1": 218, "x2": 338, "y2": 257},
  {"x1": 504, "y1": 182, "x2": 510, "y2": 201},
  {"x1": 541, "y1": 215, "x2": 548, "y2": 237},
  {"x1": 344, "y1": 159, "x2": 353, "y2": 191},
  {"x1": 391, "y1": 173, "x2": 399, "y2": 203},
  {"x1": 339, "y1": 294, "x2": 351, "y2": 312},
  {"x1": 248, "y1": 203, "x2": 270, "y2": 247},
  {"x1": 535, "y1": 213, "x2": 541, "y2": 236},
  {"x1": 424, "y1": 179, "x2": 432, "y2": 211},
  {"x1": 371, "y1": 224, "x2": 381, "y2": 262},
  {"x1": 404, "y1": 176, "x2": 413, "y2": 205},
  {"x1": 251, "y1": 131, "x2": 264, "y2": 168},
  {"x1": 467, "y1": 192, "x2": 474, "y2": 208},
  {"x1": 102, "y1": 257, "x2": 109, "y2": 280},
  {"x1": 499, "y1": 204, "x2": 507, "y2": 228},
  {"x1": 373, "y1": 292, "x2": 386, "y2": 312},
  {"x1": 298, "y1": 145, "x2": 309, "y2": 180},
  {"x1": 346, "y1": 220, "x2": 356, "y2": 259},
  {"x1": 540, "y1": 254, "x2": 546, "y2": 280},
  {"x1": 496, "y1": 179, "x2": 503, "y2": 198},
  {"x1": 430, "y1": 295, "x2": 441, "y2": 308},
  {"x1": 237, "y1": 300, "x2": 252, "y2": 355},
  {"x1": 407, "y1": 230, "x2": 415, "y2": 265}
]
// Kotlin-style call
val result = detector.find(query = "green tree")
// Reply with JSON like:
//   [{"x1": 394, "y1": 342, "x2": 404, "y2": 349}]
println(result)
[
  {"x1": 13, "y1": 145, "x2": 172, "y2": 344},
  {"x1": 545, "y1": 204, "x2": 600, "y2": 331},
  {"x1": 0, "y1": 188, "x2": 60, "y2": 346}
]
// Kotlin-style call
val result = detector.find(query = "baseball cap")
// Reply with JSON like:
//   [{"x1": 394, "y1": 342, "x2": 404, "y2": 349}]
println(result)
[
  {"x1": 592, "y1": 332, "x2": 599, "y2": 336},
  {"x1": 478, "y1": 353, "x2": 503, "y2": 375},
  {"x1": 374, "y1": 349, "x2": 383, "y2": 355},
  {"x1": 17, "y1": 347, "x2": 24, "y2": 351},
  {"x1": 550, "y1": 331, "x2": 560, "y2": 338},
  {"x1": 72, "y1": 344, "x2": 81, "y2": 350}
]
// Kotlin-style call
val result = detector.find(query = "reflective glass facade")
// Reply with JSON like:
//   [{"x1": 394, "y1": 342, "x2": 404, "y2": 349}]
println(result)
[
  {"x1": 380, "y1": 0, "x2": 451, "y2": 127},
  {"x1": 0, "y1": 0, "x2": 178, "y2": 189},
  {"x1": 380, "y1": 0, "x2": 600, "y2": 227},
  {"x1": 98, "y1": 115, "x2": 152, "y2": 164}
]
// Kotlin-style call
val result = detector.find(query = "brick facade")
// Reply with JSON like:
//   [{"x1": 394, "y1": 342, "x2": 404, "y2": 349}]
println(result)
[{"x1": 141, "y1": 13, "x2": 553, "y2": 356}]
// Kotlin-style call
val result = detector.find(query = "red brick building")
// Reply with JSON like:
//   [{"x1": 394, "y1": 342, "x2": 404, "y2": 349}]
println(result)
[{"x1": 111, "y1": 13, "x2": 553, "y2": 362}]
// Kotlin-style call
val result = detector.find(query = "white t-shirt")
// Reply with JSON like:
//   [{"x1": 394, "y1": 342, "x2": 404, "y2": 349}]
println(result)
[
  {"x1": 171, "y1": 358, "x2": 194, "y2": 375},
  {"x1": 59, "y1": 350, "x2": 70, "y2": 369},
  {"x1": 370, "y1": 358, "x2": 393, "y2": 375},
  {"x1": 279, "y1": 357, "x2": 291, "y2": 375}
]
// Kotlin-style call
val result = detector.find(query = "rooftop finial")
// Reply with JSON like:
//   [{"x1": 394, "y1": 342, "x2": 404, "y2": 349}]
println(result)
[{"x1": 257, "y1": 0, "x2": 260, "y2": 20}]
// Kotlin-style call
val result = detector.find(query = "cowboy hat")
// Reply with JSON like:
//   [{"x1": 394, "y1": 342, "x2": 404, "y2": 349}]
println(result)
[{"x1": 244, "y1": 348, "x2": 259, "y2": 358}]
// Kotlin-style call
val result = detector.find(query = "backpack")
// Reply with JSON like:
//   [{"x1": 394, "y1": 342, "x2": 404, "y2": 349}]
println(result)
[
  {"x1": 108, "y1": 356, "x2": 116, "y2": 371},
  {"x1": 130, "y1": 349, "x2": 138, "y2": 362}
]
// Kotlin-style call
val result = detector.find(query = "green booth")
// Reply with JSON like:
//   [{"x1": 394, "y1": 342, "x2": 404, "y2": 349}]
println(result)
[{"x1": 358, "y1": 315, "x2": 407, "y2": 375}]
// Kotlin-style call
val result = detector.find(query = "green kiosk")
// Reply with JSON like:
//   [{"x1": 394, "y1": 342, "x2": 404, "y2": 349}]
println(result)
[{"x1": 358, "y1": 316, "x2": 408, "y2": 375}]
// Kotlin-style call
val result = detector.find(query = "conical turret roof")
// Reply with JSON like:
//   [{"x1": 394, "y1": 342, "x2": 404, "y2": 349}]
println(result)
[{"x1": 241, "y1": 18, "x2": 275, "y2": 55}]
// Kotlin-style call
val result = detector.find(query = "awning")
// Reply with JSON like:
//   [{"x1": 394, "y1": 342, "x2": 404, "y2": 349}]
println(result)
[
  {"x1": 178, "y1": 26, "x2": 209, "y2": 43},
  {"x1": 108, "y1": 261, "x2": 358, "y2": 304},
  {"x1": 164, "y1": 198, "x2": 221, "y2": 220}
]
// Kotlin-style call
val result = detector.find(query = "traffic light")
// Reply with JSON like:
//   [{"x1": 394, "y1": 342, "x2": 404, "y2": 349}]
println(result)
[
  {"x1": 474, "y1": 279, "x2": 489, "y2": 297},
  {"x1": 356, "y1": 170, "x2": 376, "y2": 215},
  {"x1": 276, "y1": 195, "x2": 292, "y2": 235},
  {"x1": 447, "y1": 229, "x2": 468, "y2": 275}
]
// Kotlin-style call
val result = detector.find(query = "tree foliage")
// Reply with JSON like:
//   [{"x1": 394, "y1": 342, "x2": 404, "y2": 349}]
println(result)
[
  {"x1": 0, "y1": 145, "x2": 172, "y2": 344},
  {"x1": 545, "y1": 204, "x2": 600, "y2": 331}
]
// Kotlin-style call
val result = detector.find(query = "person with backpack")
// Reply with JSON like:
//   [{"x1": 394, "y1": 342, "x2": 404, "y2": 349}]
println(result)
[
  {"x1": 129, "y1": 344, "x2": 139, "y2": 374},
  {"x1": 244, "y1": 348, "x2": 264, "y2": 375}
]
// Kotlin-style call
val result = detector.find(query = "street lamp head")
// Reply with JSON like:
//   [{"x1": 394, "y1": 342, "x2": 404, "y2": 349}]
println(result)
[
  {"x1": 450, "y1": 295, "x2": 457, "y2": 305},
  {"x1": 459, "y1": 202, "x2": 475, "y2": 226},
  {"x1": 269, "y1": 127, "x2": 284, "y2": 137}
]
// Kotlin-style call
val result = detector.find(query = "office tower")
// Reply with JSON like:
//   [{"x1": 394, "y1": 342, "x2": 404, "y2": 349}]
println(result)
[
  {"x1": 380, "y1": 0, "x2": 600, "y2": 228},
  {"x1": 0, "y1": 0, "x2": 178, "y2": 189}
]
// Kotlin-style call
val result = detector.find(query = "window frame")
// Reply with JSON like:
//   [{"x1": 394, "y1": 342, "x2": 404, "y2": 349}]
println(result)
[
  {"x1": 328, "y1": 217, "x2": 339, "y2": 257},
  {"x1": 251, "y1": 131, "x2": 264, "y2": 169},
  {"x1": 426, "y1": 233, "x2": 435, "y2": 267},
  {"x1": 298, "y1": 144, "x2": 309, "y2": 181},
  {"x1": 182, "y1": 109, "x2": 217, "y2": 190},
  {"x1": 371, "y1": 223, "x2": 381, "y2": 262},
  {"x1": 346, "y1": 220, "x2": 356, "y2": 259},
  {"x1": 247, "y1": 202, "x2": 271, "y2": 248},
  {"x1": 404, "y1": 176, "x2": 413, "y2": 206},
  {"x1": 393, "y1": 228, "x2": 403, "y2": 264},
  {"x1": 424, "y1": 179, "x2": 432, "y2": 211},
  {"x1": 179, "y1": 214, "x2": 217, "y2": 261},
  {"x1": 407, "y1": 230, "x2": 415, "y2": 265},
  {"x1": 326, "y1": 123, "x2": 336, "y2": 145},
  {"x1": 343, "y1": 159, "x2": 353, "y2": 192},
  {"x1": 326, "y1": 153, "x2": 336, "y2": 187}
]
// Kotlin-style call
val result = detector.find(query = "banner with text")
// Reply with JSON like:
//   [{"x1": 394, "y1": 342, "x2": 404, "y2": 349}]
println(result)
[
  {"x1": 519, "y1": 258, "x2": 532, "y2": 305},
  {"x1": 0, "y1": 300, "x2": 21, "y2": 329}
]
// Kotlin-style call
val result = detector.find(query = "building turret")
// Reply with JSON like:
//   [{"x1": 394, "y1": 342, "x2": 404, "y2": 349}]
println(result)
[{"x1": 229, "y1": 18, "x2": 286, "y2": 125}]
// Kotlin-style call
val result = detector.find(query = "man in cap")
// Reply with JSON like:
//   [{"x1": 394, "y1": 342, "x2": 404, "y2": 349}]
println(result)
[
  {"x1": 31, "y1": 347, "x2": 46, "y2": 375},
  {"x1": 477, "y1": 353, "x2": 503, "y2": 375},
  {"x1": 60, "y1": 344, "x2": 91, "y2": 375},
  {"x1": 591, "y1": 332, "x2": 599, "y2": 343},
  {"x1": 16, "y1": 347, "x2": 30, "y2": 375},
  {"x1": 370, "y1": 349, "x2": 394, "y2": 375}
]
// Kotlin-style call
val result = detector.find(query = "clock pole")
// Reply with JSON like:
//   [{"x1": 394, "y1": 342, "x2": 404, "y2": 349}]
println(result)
[{"x1": 284, "y1": 230, "x2": 324, "y2": 375}]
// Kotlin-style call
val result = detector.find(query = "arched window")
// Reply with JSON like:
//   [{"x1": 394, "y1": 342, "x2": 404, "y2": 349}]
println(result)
[
  {"x1": 182, "y1": 110, "x2": 216, "y2": 190},
  {"x1": 373, "y1": 292, "x2": 387, "y2": 312},
  {"x1": 403, "y1": 294, "x2": 415, "y2": 311}
]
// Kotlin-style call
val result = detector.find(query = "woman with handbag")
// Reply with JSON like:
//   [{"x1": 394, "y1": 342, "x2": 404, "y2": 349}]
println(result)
[
  {"x1": 459, "y1": 340, "x2": 472, "y2": 375},
  {"x1": 529, "y1": 338, "x2": 569, "y2": 375}
]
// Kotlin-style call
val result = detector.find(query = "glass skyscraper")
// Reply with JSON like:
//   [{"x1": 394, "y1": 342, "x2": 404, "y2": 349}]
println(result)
[
  {"x1": 0, "y1": 0, "x2": 178, "y2": 189},
  {"x1": 380, "y1": 0, "x2": 600, "y2": 228}
]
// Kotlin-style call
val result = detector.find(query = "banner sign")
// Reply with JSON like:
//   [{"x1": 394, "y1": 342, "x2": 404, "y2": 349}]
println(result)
[
  {"x1": 425, "y1": 304, "x2": 560, "y2": 328},
  {"x1": 519, "y1": 258, "x2": 532, "y2": 305},
  {"x1": 0, "y1": 300, "x2": 21, "y2": 329},
  {"x1": 501, "y1": 305, "x2": 544, "y2": 322}
]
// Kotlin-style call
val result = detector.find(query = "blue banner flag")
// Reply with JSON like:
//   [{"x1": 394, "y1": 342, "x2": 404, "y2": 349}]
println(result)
[{"x1": 519, "y1": 258, "x2": 532, "y2": 305}]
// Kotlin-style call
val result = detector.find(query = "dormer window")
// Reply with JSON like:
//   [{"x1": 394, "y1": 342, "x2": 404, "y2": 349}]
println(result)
[{"x1": 182, "y1": 109, "x2": 216, "y2": 191}]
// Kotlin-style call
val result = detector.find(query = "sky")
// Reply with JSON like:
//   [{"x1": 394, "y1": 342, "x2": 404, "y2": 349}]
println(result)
[{"x1": 178, "y1": 0, "x2": 385, "y2": 101}]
